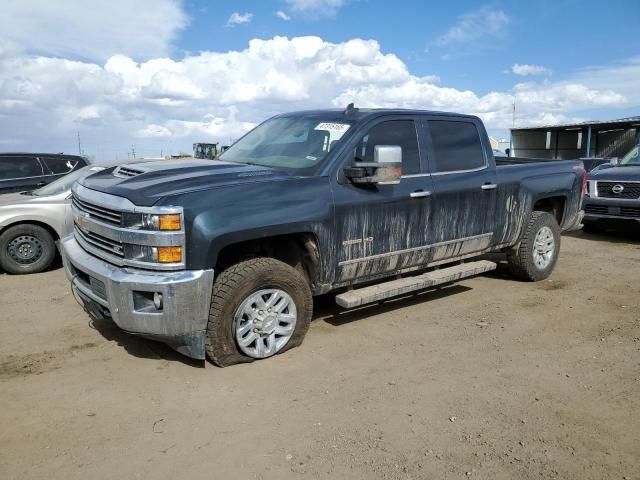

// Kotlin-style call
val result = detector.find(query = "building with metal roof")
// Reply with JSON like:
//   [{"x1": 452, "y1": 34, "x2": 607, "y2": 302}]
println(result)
[{"x1": 510, "y1": 116, "x2": 640, "y2": 160}]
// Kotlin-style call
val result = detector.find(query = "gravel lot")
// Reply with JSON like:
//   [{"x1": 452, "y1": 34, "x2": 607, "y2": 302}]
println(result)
[{"x1": 1, "y1": 230, "x2": 639, "y2": 480}]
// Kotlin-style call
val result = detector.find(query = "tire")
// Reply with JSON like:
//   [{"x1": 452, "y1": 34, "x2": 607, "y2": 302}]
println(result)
[
  {"x1": 0, "y1": 224, "x2": 56, "y2": 274},
  {"x1": 507, "y1": 211, "x2": 561, "y2": 282},
  {"x1": 582, "y1": 221, "x2": 604, "y2": 234},
  {"x1": 205, "y1": 257, "x2": 313, "y2": 367}
]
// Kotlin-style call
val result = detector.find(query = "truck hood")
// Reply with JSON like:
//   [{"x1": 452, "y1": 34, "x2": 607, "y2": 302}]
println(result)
[
  {"x1": 78, "y1": 159, "x2": 293, "y2": 206},
  {"x1": 589, "y1": 165, "x2": 640, "y2": 181}
]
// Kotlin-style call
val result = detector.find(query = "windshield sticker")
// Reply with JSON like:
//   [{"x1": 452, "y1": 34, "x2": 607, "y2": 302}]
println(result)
[{"x1": 315, "y1": 122, "x2": 350, "y2": 133}]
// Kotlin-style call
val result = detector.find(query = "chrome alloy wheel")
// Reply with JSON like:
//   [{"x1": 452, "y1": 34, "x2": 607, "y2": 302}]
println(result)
[
  {"x1": 7, "y1": 235, "x2": 43, "y2": 265},
  {"x1": 532, "y1": 226, "x2": 555, "y2": 270},
  {"x1": 234, "y1": 289, "x2": 297, "y2": 359}
]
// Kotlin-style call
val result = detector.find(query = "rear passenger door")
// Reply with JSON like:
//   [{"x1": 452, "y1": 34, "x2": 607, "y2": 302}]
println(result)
[
  {"x1": 0, "y1": 156, "x2": 45, "y2": 194},
  {"x1": 423, "y1": 117, "x2": 497, "y2": 262}
]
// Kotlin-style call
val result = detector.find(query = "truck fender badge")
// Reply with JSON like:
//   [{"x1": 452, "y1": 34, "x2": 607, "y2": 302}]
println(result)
[{"x1": 611, "y1": 184, "x2": 624, "y2": 194}]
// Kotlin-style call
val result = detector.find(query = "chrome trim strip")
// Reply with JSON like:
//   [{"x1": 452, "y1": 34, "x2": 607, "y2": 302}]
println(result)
[
  {"x1": 402, "y1": 173, "x2": 431, "y2": 178},
  {"x1": 338, "y1": 232, "x2": 493, "y2": 266},
  {"x1": 401, "y1": 165, "x2": 489, "y2": 178},
  {"x1": 410, "y1": 190, "x2": 432, "y2": 198},
  {"x1": 431, "y1": 165, "x2": 488, "y2": 176}
]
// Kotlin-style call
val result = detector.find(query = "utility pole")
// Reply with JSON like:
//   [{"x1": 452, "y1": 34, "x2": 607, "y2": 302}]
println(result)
[
  {"x1": 131, "y1": 145, "x2": 136, "y2": 159},
  {"x1": 509, "y1": 98, "x2": 516, "y2": 158},
  {"x1": 77, "y1": 131, "x2": 82, "y2": 155}
]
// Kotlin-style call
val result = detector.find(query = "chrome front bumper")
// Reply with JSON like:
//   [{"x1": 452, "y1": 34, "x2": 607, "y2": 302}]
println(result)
[{"x1": 61, "y1": 235, "x2": 214, "y2": 359}]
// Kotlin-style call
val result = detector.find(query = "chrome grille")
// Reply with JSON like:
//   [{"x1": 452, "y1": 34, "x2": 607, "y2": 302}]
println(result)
[
  {"x1": 72, "y1": 195, "x2": 122, "y2": 226},
  {"x1": 75, "y1": 225, "x2": 125, "y2": 258},
  {"x1": 597, "y1": 181, "x2": 640, "y2": 199},
  {"x1": 71, "y1": 183, "x2": 185, "y2": 271}
]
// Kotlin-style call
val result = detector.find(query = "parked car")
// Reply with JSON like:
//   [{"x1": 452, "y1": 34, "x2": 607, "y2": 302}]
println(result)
[
  {"x1": 0, "y1": 159, "x2": 156, "y2": 274},
  {"x1": 0, "y1": 153, "x2": 90, "y2": 195},
  {"x1": 583, "y1": 144, "x2": 640, "y2": 232},
  {"x1": 61, "y1": 107, "x2": 585, "y2": 366}
]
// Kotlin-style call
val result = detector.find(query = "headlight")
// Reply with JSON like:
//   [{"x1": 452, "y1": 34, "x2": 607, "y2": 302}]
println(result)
[
  {"x1": 122, "y1": 213, "x2": 182, "y2": 231},
  {"x1": 124, "y1": 245, "x2": 183, "y2": 264},
  {"x1": 142, "y1": 213, "x2": 181, "y2": 231}
]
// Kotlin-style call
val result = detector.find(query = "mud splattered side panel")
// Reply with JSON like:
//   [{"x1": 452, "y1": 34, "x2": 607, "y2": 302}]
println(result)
[{"x1": 332, "y1": 177, "x2": 434, "y2": 283}]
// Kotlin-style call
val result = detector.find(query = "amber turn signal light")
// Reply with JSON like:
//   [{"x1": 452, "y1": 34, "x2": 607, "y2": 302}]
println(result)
[
  {"x1": 159, "y1": 214, "x2": 181, "y2": 231},
  {"x1": 157, "y1": 246, "x2": 182, "y2": 263}
]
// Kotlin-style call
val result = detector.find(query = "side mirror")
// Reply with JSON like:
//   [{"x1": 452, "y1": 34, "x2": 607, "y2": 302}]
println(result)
[{"x1": 344, "y1": 145, "x2": 402, "y2": 185}]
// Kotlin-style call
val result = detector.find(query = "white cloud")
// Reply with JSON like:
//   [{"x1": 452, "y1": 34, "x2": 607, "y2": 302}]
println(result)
[
  {"x1": 511, "y1": 63, "x2": 552, "y2": 76},
  {"x1": 0, "y1": 0, "x2": 188, "y2": 61},
  {"x1": 138, "y1": 124, "x2": 172, "y2": 138},
  {"x1": 227, "y1": 12, "x2": 253, "y2": 26},
  {"x1": 0, "y1": 28, "x2": 634, "y2": 159},
  {"x1": 285, "y1": 0, "x2": 347, "y2": 17},
  {"x1": 436, "y1": 6, "x2": 509, "y2": 47},
  {"x1": 276, "y1": 10, "x2": 291, "y2": 21}
]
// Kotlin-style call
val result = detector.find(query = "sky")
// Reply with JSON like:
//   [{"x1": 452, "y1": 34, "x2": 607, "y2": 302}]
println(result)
[{"x1": 0, "y1": 0, "x2": 638, "y2": 160}]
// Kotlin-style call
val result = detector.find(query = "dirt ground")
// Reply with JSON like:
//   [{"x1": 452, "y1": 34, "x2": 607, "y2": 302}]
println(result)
[{"x1": 0, "y1": 229, "x2": 639, "y2": 480}]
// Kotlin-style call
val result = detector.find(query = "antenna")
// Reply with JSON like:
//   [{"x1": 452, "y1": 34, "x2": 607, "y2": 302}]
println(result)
[{"x1": 344, "y1": 102, "x2": 359, "y2": 117}]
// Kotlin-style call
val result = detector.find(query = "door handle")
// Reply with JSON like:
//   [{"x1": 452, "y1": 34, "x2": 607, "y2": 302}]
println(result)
[
  {"x1": 410, "y1": 190, "x2": 432, "y2": 198},
  {"x1": 481, "y1": 183, "x2": 497, "y2": 191}
]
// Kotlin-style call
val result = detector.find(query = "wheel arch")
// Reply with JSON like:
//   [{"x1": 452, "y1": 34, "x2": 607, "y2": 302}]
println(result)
[
  {"x1": 532, "y1": 195, "x2": 567, "y2": 226},
  {"x1": 212, "y1": 232, "x2": 323, "y2": 293},
  {"x1": 0, "y1": 219, "x2": 62, "y2": 244}
]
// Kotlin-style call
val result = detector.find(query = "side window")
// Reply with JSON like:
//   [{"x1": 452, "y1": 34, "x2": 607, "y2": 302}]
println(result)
[
  {"x1": 0, "y1": 156, "x2": 43, "y2": 179},
  {"x1": 43, "y1": 157, "x2": 78, "y2": 174},
  {"x1": 355, "y1": 120, "x2": 421, "y2": 175},
  {"x1": 428, "y1": 120, "x2": 486, "y2": 173}
]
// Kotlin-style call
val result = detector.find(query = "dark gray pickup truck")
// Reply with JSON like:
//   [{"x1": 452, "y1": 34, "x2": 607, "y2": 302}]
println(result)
[{"x1": 61, "y1": 107, "x2": 585, "y2": 366}]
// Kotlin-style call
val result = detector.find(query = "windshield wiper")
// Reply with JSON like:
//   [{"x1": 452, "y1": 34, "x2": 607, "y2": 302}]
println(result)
[{"x1": 20, "y1": 190, "x2": 36, "y2": 196}]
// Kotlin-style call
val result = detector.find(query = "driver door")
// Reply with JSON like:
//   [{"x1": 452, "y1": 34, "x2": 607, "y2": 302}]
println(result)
[{"x1": 331, "y1": 117, "x2": 434, "y2": 284}]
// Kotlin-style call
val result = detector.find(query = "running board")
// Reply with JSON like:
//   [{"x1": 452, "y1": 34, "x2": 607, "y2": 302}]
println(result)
[{"x1": 335, "y1": 260, "x2": 497, "y2": 308}]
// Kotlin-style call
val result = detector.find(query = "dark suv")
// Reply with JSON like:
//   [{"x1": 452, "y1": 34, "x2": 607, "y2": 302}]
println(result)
[{"x1": 0, "y1": 153, "x2": 90, "y2": 195}]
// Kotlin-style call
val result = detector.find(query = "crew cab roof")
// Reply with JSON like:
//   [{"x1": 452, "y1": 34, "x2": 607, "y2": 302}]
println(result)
[{"x1": 275, "y1": 108, "x2": 480, "y2": 122}]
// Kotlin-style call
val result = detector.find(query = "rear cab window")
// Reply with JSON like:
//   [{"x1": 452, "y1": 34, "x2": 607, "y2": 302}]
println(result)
[
  {"x1": 427, "y1": 120, "x2": 486, "y2": 173},
  {"x1": 0, "y1": 156, "x2": 44, "y2": 179}
]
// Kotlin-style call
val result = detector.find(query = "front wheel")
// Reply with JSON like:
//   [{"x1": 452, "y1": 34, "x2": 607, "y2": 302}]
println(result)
[
  {"x1": 507, "y1": 211, "x2": 561, "y2": 281},
  {"x1": 205, "y1": 257, "x2": 313, "y2": 367},
  {"x1": 0, "y1": 224, "x2": 56, "y2": 274}
]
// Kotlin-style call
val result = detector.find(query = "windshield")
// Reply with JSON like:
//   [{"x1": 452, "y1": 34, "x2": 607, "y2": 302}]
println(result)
[
  {"x1": 220, "y1": 116, "x2": 353, "y2": 172},
  {"x1": 33, "y1": 165, "x2": 105, "y2": 196},
  {"x1": 619, "y1": 145, "x2": 640, "y2": 166}
]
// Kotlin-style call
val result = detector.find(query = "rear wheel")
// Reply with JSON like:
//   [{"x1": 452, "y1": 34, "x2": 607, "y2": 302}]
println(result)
[
  {"x1": 507, "y1": 211, "x2": 561, "y2": 281},
  {"x1": 0, "y1": 224, "x2": 56, "y2": 274},
  {"x1": 205, "y1": 257, "x2": 313, "y2": 367}
]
